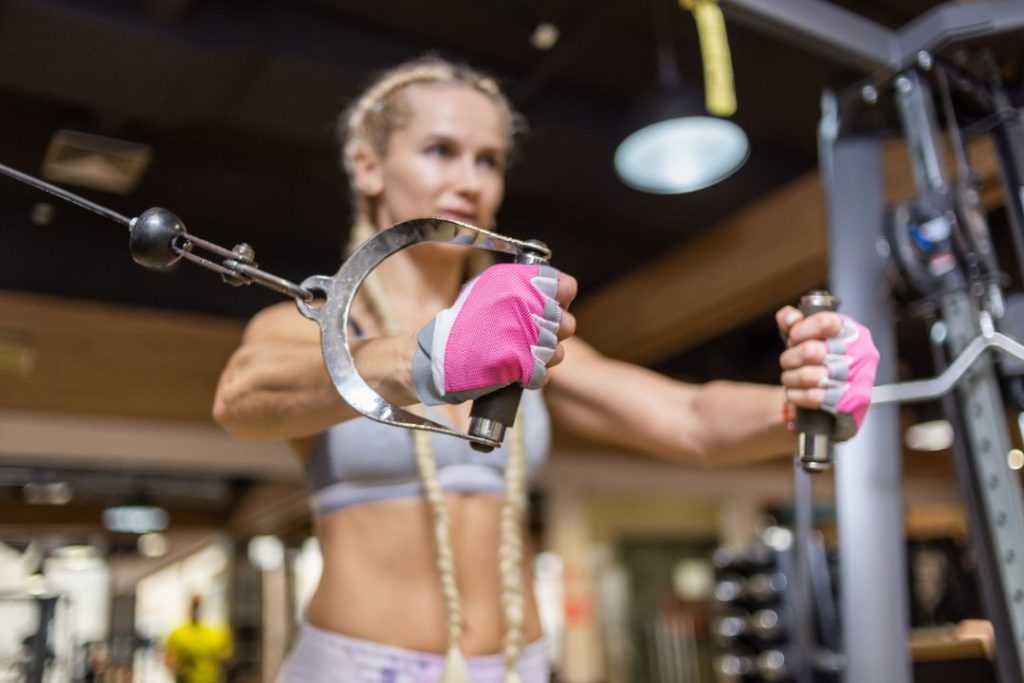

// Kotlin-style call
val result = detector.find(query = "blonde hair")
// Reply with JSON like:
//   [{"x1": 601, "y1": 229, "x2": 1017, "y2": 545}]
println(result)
[{"x1": 341, "y1": 58, "x2": 531, "y2": 683}]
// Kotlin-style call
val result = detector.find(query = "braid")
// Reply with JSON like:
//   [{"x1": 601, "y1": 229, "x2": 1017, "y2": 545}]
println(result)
[
  {"x1": 411, "y1": 423, "x2": 473, "y2": 682},
  {"x1": 499, "y1": 409, "x2": 528, "y2": 683},
  {"x1": 357, "y1": 247, "x2": 530, "y2": 682}
]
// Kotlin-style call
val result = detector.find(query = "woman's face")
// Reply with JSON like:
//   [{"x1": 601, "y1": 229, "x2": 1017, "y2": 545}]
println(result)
[{"x1": 363, "y1": 84, "x2": 508, "y2": 230}]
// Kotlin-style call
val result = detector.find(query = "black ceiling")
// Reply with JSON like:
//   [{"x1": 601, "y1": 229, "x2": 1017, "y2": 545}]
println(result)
[{"x1": 0, "y1": 0, "x2": 959, "y2": 381}]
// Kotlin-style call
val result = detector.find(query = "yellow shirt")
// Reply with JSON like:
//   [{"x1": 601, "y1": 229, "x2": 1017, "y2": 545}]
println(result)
[{"x1": 165, "y1": 621, "x2": 232, "y2": 683}]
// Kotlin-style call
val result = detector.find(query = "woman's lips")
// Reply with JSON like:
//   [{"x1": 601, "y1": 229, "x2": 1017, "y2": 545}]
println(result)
[{"x1": 437, "y1": 210, "x2": 478, "y2": 224}]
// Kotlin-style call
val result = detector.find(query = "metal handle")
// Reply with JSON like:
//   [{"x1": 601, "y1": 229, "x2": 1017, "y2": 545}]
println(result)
[
  {"x1": 796, "y1": 291, "x2": 839, "y2": 473},
  {"x1": 467, "y1": 241, "x2": 550, "y2": 452},
  {"x1": 872, "y1": 320, "x2": 1024, "y2": 405},
  {"x1": 296, "y1": 217, "x2": 552, "y2": 450}
]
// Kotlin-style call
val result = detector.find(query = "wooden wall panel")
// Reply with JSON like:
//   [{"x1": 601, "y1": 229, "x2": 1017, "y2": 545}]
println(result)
[{"x1": 0, "y1": 290, "x2": 245, "y2": 422}]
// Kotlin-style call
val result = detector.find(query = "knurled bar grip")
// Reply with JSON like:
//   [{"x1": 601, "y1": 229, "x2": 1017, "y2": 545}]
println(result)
[{"x1": 796, "y1": 291, "x2": 839, "y2": 473}]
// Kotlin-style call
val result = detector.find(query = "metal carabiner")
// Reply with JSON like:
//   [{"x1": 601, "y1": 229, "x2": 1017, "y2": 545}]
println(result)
[{"x1": 295, "y1": 217, "x2": 551, "y2": 451}]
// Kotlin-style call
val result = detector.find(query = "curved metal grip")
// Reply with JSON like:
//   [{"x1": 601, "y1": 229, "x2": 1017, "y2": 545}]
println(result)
[
  {"x1": 294, "y1": 217, "x2": 552, "y2": 449},
  {"x1": 873, "y1": 329, "x2": 1024, "y2": 405}
]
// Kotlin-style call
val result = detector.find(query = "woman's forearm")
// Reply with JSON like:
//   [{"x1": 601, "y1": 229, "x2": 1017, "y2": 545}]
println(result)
[
  {"x1": 546, "y1": 343, "x2": 795, "y2": 466},
  {"x1": 212, "y1": 332, "x2": 418, "y2": 442},
  {"x1": 687, "y1": 381, "x2": 794, "y2": 465}
]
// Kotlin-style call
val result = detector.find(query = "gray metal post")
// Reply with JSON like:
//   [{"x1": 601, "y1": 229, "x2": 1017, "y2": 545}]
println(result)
[
  {"x1": 819, "y1": 130, "x2": 911, "y2": 682},
  {"x1": 792, "y1": 465, "x2": 815, "y2": 683}
]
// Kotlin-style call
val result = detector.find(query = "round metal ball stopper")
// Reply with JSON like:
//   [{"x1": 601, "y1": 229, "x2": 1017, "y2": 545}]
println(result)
[{"x1": 129, "y1": 207, "x2": 186, "y2": 272}]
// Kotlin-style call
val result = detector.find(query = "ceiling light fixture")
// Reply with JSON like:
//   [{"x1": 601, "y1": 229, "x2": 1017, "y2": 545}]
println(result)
[
  {"x1": 1008, "y1": 449, "x2": 1024, "y2": 471},
  {"x1": 530, "y1": 22, "x2": 559, "y2": 51},
  {"x1": 904, "y1": 420, "x2": 954, "y2": 452},
  {"x1": 102, "y1": 495, "x2": 169, "y2": 534},
  {"x1": 23, "y1": 481, "x2": 73, "y2": 506},
  {"x1": 137, "y1": 532, "x2": 169, "y2": 558},
  {"x1": 614, "y1": 0, "x2": 747, "y2": 194},
  {"x1": 42, "y1": 129, "x2": 152, "y2": 195}
]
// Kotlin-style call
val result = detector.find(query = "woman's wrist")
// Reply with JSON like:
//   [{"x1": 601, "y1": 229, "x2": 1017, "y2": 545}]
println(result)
[
  {"x1": 350, "y1": 331, "x2": 421, "y2": 407},
  {"x1": 778, "y1": 386, "x2": 796, "y2": 432},
  {"x1": 781, "y1": 397, "x2": 796, "y2": 431}
]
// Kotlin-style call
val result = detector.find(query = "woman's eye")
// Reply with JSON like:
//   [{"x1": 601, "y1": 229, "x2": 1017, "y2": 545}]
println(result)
[
  {"x1": 426, "y1": 142, "x2": 454, "y2": 158},
  {"x1": 478, "y1": 154, "x2": 504, "y2": 171}
]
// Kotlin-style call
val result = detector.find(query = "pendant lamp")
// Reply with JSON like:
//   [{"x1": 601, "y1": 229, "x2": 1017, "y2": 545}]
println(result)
[{"x1": 614, "y1": 0, "x2": 748, "y2": 194}]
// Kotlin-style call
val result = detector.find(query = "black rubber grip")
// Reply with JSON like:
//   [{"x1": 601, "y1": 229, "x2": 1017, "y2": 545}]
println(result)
[
  {"x1": 795, "y1": 293, "x2": 838, "y2": 437},
  {"x1": 795, "y1": 403, "x2": 836, "y2": 436},
  {"x1": 470, "y1": 383, "x2": 522, "y2": 430}
]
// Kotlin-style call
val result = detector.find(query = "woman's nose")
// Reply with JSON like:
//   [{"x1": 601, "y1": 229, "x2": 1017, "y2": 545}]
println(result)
[{"x1": 452, "y1": 157, "x2": 482, "y2": 196}]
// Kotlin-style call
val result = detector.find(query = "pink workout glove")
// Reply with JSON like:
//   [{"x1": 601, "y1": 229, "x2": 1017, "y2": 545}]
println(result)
[
  {"x1": 412, "y1": 263, "x2": 561, "y2": 406},
  {"x1": 816, "y1": 315, "x2": 880, "y2": 441}
]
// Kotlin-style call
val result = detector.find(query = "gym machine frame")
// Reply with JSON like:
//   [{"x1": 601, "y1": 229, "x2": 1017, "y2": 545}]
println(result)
[{"x1": 715, "y1": 1, "x2": 1024, "y2": 681}]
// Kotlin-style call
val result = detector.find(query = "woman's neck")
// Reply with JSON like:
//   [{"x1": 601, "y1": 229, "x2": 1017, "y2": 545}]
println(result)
[{"x1": 372, "y1": 244, "x2": 466, "y2": 331}]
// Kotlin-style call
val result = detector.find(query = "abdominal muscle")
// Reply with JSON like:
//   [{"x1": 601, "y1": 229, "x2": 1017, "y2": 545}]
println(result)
[{"x1": 304, "y1": 493, "x2": 544, "y2": 655}]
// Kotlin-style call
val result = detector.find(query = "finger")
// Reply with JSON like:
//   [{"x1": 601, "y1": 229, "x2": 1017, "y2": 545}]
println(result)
[
  {"x1": 779, "y1": 340, "x2": 829, "y2": 370},
  {"x1": 784, "y1": 387, "x2": 826, "y2": 409},
  {"x1": 547, "y1": 343, "x2": 566, "y2": 368},
  {"x1": 781, "y1": 365, "x2": 830, "y2": 389},
  {"x1": 776, "y1": 306, "x2": 802, "y2": 340},
  {"x1": 556, "y1": 273, "x2": 578, "y2": 309},
  {"x1": 557, "y1": 310, "x2": 576, "y2": 341},
  {"x1": 788, "y1": 311, "x2": 844, "y2": 346}
]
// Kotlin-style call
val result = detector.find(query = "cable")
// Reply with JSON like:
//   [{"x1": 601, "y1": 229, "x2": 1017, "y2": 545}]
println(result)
[{"x1": 0, "y1": 161, "x2": 131, "y2": 228}]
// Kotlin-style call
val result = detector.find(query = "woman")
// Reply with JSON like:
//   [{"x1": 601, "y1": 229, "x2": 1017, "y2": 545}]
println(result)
[{"x1": 212, "y1": 57, "x2": 879, "y2": 683}]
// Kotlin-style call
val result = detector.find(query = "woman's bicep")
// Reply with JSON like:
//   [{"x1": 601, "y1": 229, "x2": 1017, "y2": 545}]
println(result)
[{"x1": 241, "y1": 302, "x2": 322, "y2": 346}]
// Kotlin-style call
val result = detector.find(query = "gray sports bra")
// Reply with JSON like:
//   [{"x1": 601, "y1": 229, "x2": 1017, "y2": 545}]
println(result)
[{"x1": 304, "y1": 388, "x2": 551, "y2": 517}]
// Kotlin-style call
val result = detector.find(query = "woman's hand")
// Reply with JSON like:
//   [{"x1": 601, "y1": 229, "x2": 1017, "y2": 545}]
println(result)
[
  {"x1": 776, "y1": 306, "x2": 880, "y2": 440},
  {"x1": 412, "y1": 263, "x2": 577, "y2": 405}
]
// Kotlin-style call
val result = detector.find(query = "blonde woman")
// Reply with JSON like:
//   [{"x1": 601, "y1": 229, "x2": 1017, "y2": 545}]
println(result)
[{"x1": 212, "y1": 57, "x2": 879, "y2": 683}]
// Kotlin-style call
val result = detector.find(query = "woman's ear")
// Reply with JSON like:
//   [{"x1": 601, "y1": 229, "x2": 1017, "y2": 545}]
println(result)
[{"x1": 349, "y1": 141, "x2": 384, "y2": 198}]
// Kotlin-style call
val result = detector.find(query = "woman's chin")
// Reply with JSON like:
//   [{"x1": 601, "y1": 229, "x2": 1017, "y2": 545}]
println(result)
[{"x1": 408, "y1": 241, "x2": 472, "y2": 260}]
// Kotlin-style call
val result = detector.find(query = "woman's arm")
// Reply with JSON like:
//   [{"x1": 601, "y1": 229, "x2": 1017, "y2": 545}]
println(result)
[
  {"x1": 212, "y1": 302, "x2": 418, "y2": 442},
  {"x1": 214, "y1": 266, "x2": 577, "y2": 443},
  {"x1": 545, "y1": 337, "x2": 794, "y2": 466}
]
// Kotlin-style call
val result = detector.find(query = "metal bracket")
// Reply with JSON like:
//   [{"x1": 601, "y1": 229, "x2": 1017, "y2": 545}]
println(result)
[
  {"x1": 721, "y1": 0, "x2": 1024, "y2": 76},
  {"x1": 294, "y1": 217, "x2": 551, "y2": 450}
]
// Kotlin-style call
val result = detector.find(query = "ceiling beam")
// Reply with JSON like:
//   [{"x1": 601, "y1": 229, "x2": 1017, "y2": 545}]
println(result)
[
  {"x1": 575, "y1": 136, "x2": 1003, "y2": 364},
  {"x1": 0, "y1": 501, "x2": 227, "y2": 528},
  {"x1": 546, "y1": 448, "x2": 960, "y2": 504},
  {"x1": 0, "y1": 409, "x2": 299, "y2": 481}
]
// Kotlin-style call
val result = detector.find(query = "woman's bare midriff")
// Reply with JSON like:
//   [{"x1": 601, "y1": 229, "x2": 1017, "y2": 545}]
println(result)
[{"x1": 305, "y1": 493, "x2": 543, "y2": 655}]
